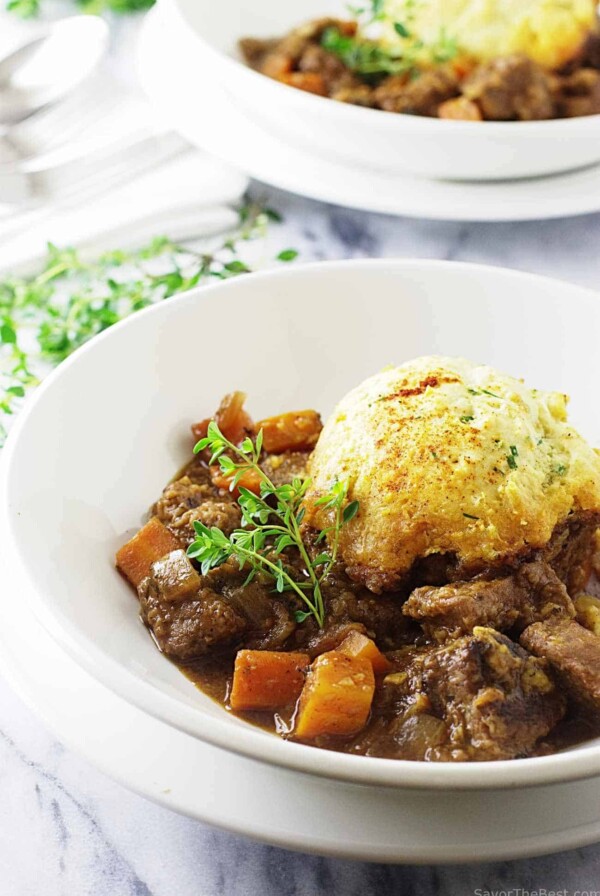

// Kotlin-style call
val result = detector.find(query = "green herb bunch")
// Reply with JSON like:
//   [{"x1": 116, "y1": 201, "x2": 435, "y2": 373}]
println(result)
[
  {"x1": 187, "y1": 423, "x2": 359, "y2": 627},
  {"x1": 323, "y1": 0, "x2": 458, "y2": 80},
  {"x1": 6, "y1": 0, "x2": 155, "y2": 17},
  {"x1": 0, "y1": 203, "x2": 296, "y2": 446}
]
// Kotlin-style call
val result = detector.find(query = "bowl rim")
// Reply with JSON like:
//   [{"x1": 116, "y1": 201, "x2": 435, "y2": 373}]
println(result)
[
  {"x1": 5, "y1": 257, "x2": 600, "y2": 792},
  {"x1": 172, "y1": 0, "x2": 600, "y2": 134}
]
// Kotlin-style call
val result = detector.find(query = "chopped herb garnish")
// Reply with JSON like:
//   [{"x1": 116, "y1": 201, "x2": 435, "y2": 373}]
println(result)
[
  {"x1": 463, "y1": 513, "x2": 479, "y2": 520},
  {"x1": 469, "y1": 387, "x2": 501, "y2": 399},
  {"x1": 430, "y1": 450, "x2": 439, "y2": 460},
  {"x1": 187, "y1": 424, "x2": 358, "y2": 628},
  {"x1": 555, "y1": 464, "x2": 567, "y2": 475},
  {"x1": 324, "y1": 1, "x2": 458, "y2": 80},
  {"x1": 507, "y1": 453, "x2": 518, "y2": 470},
  {"x1": 459, "y1": 415, "x2": 475, "y2": 423},
  {"x1": 509, "y1": 445, "x2": 518, "y2": 457}
]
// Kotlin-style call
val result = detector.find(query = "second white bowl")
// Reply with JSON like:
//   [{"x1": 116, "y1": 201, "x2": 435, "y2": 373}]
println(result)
[{"x1": 171, "y1": 0, "x2": 600, "y2": 181}]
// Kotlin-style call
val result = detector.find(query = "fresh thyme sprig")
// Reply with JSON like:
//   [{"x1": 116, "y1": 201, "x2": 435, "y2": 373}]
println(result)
[
  {"x1": 186, "y1": 423, "x2": 359, "y2": 627},
  {"x1": 0, "y1": 202, "x2": 293, "y2": 446},
  {"x1": 328, "y1": 0, "x2": 458, "y2": 80}
]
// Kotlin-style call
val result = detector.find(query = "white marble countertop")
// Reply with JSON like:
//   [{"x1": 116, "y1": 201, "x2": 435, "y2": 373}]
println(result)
[{"x1": 3, "y1": 181, "x2": 600, "y2": 894}]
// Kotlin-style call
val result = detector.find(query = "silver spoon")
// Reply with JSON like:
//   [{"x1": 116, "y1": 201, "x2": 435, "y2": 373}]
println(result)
[{"x1": 0, "y1": 16, "x2": 109, "y2": 126}]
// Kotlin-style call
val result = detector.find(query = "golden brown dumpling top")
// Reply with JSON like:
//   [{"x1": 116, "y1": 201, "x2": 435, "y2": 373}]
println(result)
[{"x1": 303, "y1": 357, "x2": 600, "y2": 592}]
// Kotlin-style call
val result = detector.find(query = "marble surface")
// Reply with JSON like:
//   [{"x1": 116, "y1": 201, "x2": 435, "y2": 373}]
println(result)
[{"x1": 3, "y1": 179, "x2": 600, "y2": 893}]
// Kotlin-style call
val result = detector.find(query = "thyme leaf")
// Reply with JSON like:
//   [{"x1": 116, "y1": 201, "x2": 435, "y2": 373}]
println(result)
[
  {"x1": 187, "y1": 425, "x2": 358, "y2": 628},
  {"x1": 0, "y1": 202, "x2": 293, "y2": 447}
]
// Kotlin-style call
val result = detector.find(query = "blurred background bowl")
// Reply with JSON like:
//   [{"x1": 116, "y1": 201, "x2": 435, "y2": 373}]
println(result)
[{"x1": 172, "y1": 0, "x2": 600, "y2": 181}]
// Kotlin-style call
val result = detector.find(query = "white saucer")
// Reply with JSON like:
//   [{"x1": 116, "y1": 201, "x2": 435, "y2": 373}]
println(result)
[
  {"x1": 138, "y1": 2, "x2": 600, "y2": 223},
  {"x1": 2, "y1": 541, "x2": 600, "y2": 863}
]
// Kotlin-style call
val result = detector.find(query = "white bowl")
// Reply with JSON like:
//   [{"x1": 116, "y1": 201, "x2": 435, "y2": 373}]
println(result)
[
  {"x1": 171, "y1": 0, "x2": 600, "y2": 181},
  {"x1": 4, "y1": 259, "x2": 600, "y2": 791}
]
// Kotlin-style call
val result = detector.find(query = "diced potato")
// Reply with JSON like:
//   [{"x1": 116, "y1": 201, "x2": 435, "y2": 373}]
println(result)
[
  {"x1": 151, "y1": 550, "x2": 201, "y2": 602},
  {"x1": 257, "y1": 410, "x2": 323, "y2": 454},
  {"x1": 230, "y1": 650, "x2": 310, "y2": 711},
  {"x1": 575, "y1": 595, "x2": 600, "y2": 637},
  {"x1": 338, "y1": 630, "x2": 392, "y2": 676},
  {"x1": 116, "y1": 517, "x2": 181, "y2": 588},
  {"x1": 294, "y1": 652, "x2": 375, "y2": 740}
]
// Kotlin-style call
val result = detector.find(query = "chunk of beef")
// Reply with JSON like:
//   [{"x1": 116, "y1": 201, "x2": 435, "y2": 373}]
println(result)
[
  {"x1": 374, "y1": 67, "x2": 459, "y2": 116},
  {"x1": 404, "y1": 560, "x2": 574, "y2": 641},
  {"x1": 260, "y1": 450, "x2": 310, "y2": 487},
  {"x1": 327, "y1": 588, "x2": 414, "y2": 650},
  {"x1": 138, "y1": 563, "x2": 248, "y2": 661},
  {"x1": 463, "y1": 55, "x2": 554, "y2": 120},
  {"x1": 238, "y1": 37, "x2": 279, "y2": 70},
  {"x1": 138, "y1": 553, "x2": 298, "y2": 661},
  {"x1": 380, "y1": 628, "x2": 564, "y2": 760},
  {"x1": 297, "y1": 44, "x2": 355, "y2": 93},
  {"x1": 553, "y1": 68, "x2": 600, "y2": 117},
  {"x1": 521, "y1": 618, "x2": 600, "y2": 712},
  {"x1": 240, "y1": 18, "x2": 356, "y2": 76},
  {"x1": 153, "y1": 474, "x2": 241, "y2": 548},
  {"x1": 350, "y1": 628, "x2": 564, "y2": 760},
  {"x1": 543, "y1": 512, "x2": 600, "y2": 594}
]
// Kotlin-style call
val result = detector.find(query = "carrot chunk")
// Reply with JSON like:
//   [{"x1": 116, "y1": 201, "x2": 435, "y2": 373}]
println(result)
[
  {"x1": 230, "y1": 650, "x2": 310, "y2": 711},
  {"x1": 210, "y1": 466, "x2": 262, "y2": 497},
  {"x1": 338, "y1": 630, "x2": 392, "y2": 676},
  {"x1": 279, "y1": 72, "x2": 327, "y2": 96},
  {"x1": 438, "y1": 96, "x2": 482, "y2": 121},
  {"x1": 294, "y1": 652, "x2": 375, "y2": 740},
  {"x1": 257, "y1": 410, "x2": 323, "y2": 454},
  {"x1": 262, "y1": 53, "x2": 293, "y2": 79},
  {"x1": 116, "y1": 517, "x2": 180, "y2": 588}
]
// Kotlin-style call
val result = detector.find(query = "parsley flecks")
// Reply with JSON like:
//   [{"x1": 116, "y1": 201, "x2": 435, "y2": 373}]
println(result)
[
  {"x1": 507, "y1": 452, "x2": 518, "y2": 470},
  {"x1": 187, "y1": 424, "x2": 358, "y2": 628},
  {"x1": 510, "y1": 445, "x2": 518, "y2": 457},
  {"x1": 0, "y1": 202, "x2": 292, "y2": 447},
  {"x1": 463, "y1": 512, "x2": 479, "y2": 520},
  {"x1": 430, "y1": 450, "x2": 439, "y2": 460},
  {"x1": 460, "y1": 415, "x2": 475, "y2": 424},
  {"x1": 555, "y1": 463, "x2": 567, "y2": 476}
]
